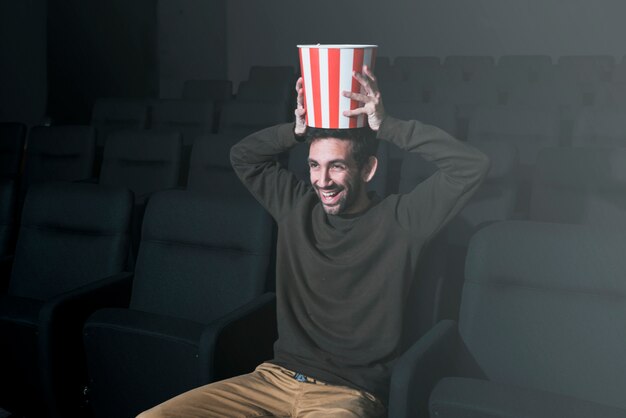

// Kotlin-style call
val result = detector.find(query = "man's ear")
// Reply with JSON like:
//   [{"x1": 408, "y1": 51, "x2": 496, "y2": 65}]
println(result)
[{"x1": 361, "y1": 155, "x2": 378, "y2": 183}]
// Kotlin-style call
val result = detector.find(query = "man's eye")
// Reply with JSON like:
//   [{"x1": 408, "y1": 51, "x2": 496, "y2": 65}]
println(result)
[
  {"x1": 308, "y1": 162, "x2": 318, "y2": 169},
  {"x1": 331, "y1": 164, "x2": 345, "y2": 170}
]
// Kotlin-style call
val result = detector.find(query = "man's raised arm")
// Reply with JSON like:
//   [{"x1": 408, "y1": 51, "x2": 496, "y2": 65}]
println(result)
[
  {"x1": 230, "y1": 78, "x2": 311, "y2": 221},
  {"x1": 343, "y1": 66, "x2": 490, "y2": 239}
]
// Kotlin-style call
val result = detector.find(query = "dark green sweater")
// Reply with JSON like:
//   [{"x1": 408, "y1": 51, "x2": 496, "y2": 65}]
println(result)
[{"x1": 230, "y1": 116, "x2": 490, "y2": 404}]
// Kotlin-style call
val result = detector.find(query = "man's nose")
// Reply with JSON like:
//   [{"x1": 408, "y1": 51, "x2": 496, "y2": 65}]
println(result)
[{"x1": 317, "y1": 169, "x2": 332, "y2": 187}]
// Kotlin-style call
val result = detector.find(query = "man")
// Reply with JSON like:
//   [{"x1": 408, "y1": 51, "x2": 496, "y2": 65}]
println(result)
[{"x1": 139, "y1": 66, "x2": 489, "y2": 417}]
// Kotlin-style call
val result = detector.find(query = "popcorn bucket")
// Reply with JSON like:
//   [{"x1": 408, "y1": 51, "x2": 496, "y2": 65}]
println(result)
[{"x1": 298, "y1": 44, "x2": 377, "y2": 129}]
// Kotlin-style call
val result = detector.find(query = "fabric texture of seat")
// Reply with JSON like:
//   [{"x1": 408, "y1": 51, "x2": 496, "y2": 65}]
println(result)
[
  {"x1": 393, "y1": 56, "x2": 441, "y2": 82},
  {"x1": 530, "y1": 147, "x2": 626, "y2": 227},
  {"x1": 557, "y1": 55, "x2": 615, "y2": 83},
  {"x1": 442, "y1": 56, "x2": 496, "y2": 83},
  {"x1": 22, "y1": 125, "x2": 95, "y2": 191},
  {"x1": 99, "y1": 130, "x2": 182, "y2": 203},
  {"x1": 83, "y1": 190, "x2": 276, "y2": 418},
  {"x1": 187, "y1": 133, "x2": 247, "y2": 195},
  {"x1": 91, "y1": 98, "x2": 149, "y2": 147},
  {"x1": 0, "y1": 181, "x2": 133, "y2": 417},
  {"x1": 218, "y1": 101, "x2": 290, "y2": 136},
  {"x1": 496, "y1": 55, "x2": 554, "y2": 84},
  {"x1": 388, "y1": 221, "x2": 626, "y2": 418},
  {"x1": 151, "y1": 99, "x2": 215, "y2": 146},
  {"x1": 430, "y1": 377, "x2": 626, "y2": 418},
  {"x1": 571, "y1": 107, "x2": 626, "y2": 147},
  {"x1": 0, "y1": 180, "x2": 17, "y2": 256},
  {"x1": 182, "y1": 79, "x2": 233, "y2": 101},
  {"x1": 0, "y1": 122, "x2": 27, "y2": 180}
]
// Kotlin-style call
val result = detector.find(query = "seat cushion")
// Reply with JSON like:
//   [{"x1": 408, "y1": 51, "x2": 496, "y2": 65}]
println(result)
[
  {"x1": 430, "y1": 377, "x2": 626, "y2": 418},
  {"x1": 83, "y1": 308, "x2": 205, "y2": 418},
  {"x1": 0, "y1": 295, "x2": 45, "y2": 413}
]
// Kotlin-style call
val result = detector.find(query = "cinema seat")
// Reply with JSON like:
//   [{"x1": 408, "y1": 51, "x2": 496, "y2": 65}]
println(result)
[
  {"x1": 389, "y1": 221, "x2": 626, "y2": 418},
  {"x1": 186, "y1": 133, "x2": 247, "y2": 196},
  {"x1": 182, "y1": 79, "x2": 233, "y2": 102},
  {"x1": 83, "y1": 190, "x2": 276, "y2": 418},
  {"x1": 22, "y1": 126, "x2": 95, "y2": 191},
  {"x1": 0, "y1": 182, "x2": 133, "y2": 417}
]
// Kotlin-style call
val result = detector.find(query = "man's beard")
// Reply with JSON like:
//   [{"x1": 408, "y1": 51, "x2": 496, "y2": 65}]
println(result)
[{"x1": 315, "y1": 177, "x2": 362, "y2": 215}]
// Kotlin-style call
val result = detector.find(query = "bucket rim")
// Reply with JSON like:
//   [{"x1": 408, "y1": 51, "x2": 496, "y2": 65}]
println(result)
[{"x1": 297, "y1": 44, "x2": 378, "y2": 49}]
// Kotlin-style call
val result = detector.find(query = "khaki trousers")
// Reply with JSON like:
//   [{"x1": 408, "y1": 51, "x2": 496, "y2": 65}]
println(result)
[{"x1": 137, "y1": 362, "x2": 386, "y2": 418}]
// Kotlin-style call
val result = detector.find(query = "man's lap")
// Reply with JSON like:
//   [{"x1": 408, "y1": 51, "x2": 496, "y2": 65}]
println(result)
[{"x1": 137, "y1": 362, "x2": 386, "y2": 418}]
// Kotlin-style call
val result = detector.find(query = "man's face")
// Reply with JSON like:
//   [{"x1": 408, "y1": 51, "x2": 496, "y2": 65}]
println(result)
[{"x1": 308, "y1": 138, "x2": 366, "y2": 215}]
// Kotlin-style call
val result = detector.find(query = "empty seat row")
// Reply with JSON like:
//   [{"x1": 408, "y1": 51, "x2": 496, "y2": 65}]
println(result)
[
  {"x1": 0, "y1": 182, "x2": 276, "y2": 418},
  {"x1": 389, "y1": 220, "x2": 626, "y2": 417},
  {"x1": 92, "y1": 97, "x2": 291, "y2": 148},
  {"x1": 399, "y1": 142, "x2": 626, "y2": 336},
  {"x1": 377, "y1": 54, "x2": 626, "y2": 84}
]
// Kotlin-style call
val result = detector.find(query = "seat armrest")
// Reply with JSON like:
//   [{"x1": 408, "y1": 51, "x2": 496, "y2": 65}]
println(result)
[
  {"x1": 37, "y1": 272, "x2": 134, "y2": 416},
  {"x1": 39, "y1": 271, "x2": 135, "y2": 327},
  {"x1": 199, "y1": 292, "x2": 277, "y2": 382},
  {"x1": 388, "y1": 320, "x2": 460, "y2": 418},
  {"x1": 0, "y1": 255, "x2": 14, "y2": 293}
]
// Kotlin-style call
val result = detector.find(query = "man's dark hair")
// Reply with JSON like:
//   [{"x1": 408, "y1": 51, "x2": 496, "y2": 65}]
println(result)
[{"x1": 304, "y1": 127, "x2": 379, "y2": 169}]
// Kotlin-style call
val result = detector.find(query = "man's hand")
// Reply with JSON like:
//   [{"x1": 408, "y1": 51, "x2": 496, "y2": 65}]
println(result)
[
  {"x1": 294, "y1": 77, "x2": 307, "y2": 136},
  {"x1": 342, "y1": 65, "x2": 386, "y2": 131}
]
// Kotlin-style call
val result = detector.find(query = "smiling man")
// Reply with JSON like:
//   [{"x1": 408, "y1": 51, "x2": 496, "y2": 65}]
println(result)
[
  {"x1": 138, "y1": 66, "x2": 490, "y2": 418},
  {"x1": 307, "y1": 127, "x2": 378, "y2": 215}
]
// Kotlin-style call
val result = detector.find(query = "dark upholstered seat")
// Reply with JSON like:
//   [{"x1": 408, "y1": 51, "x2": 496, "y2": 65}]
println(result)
[
  {"x1": 388, "y1": 221, "x2": 626, "y2": 418},
  {"x1": 83, "y1": 190, "x2": 276, "y2": 418},
  {"x1": 22, "y1": 125, "x2": 95, "y2": 190},
  {"x1": 0, "y1": 182, "x2": 133, "y2": 417}
]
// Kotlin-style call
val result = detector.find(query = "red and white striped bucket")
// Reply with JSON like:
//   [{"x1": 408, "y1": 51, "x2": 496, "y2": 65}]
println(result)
[{"x1": 298, "y1": 44, "x2": 377, "y2": 129}]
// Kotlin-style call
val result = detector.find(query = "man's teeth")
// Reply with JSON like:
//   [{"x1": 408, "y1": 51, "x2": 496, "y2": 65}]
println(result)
[{"x1": 322, "y1": 191, "x2": 338, "y2": 197}]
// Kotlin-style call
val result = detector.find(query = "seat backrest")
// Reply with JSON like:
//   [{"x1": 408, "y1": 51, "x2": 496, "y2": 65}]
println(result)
[
  {"x1": 248, "y1": 65, "x2": 295, "y2": 85},
  {"x1": 0, "y1": 179, "x2": 18, "y2": 256},
  {"x1": 443, "y1": 56, "x2": 495, "y2": 83},
  {"x1": 393, "y1": 56, "x2": 441, "y2": 82},
  {"x1": 467, "y1": 105, "x2": 560, "y2": 166},
  {"x1": 385, "y1": 103, "x2": 457, "y2": 141},
  {"x1": 218, "y1": 101, "x2": 289, "y2": 135},
  {"x1": 571, "y1": 107, "x2": 626, "y2": 147},
  {"x1": 186, "y1": 133, "x2": 247, "y2": 195},
  {"x1": 236, "y1": 80, "x2": 292, "y2": 103},
  {"x1": 461, "y1": 220, "x2": 626, "y2": 408},
  {"x1": 182, "y1": 79, "x2": 233, "y2": 101},
  {"x1": 557, "y1": 55, "x2": 615, "y2": 83},
  {"x1": 8, "y1": 182, "x2": 132, "y2": 300},
  {"x1": 431, "y1": 82, "x2": 499, "y2": 107},
  {"x1": 130, "y1": 190, "x2": 273, "y2": 323},
  {"x1": 0, "y1": 122, "x2": 27, "y2": 179},
  {"x1": 497, "y1": 55, "x2": 554, "y2": 84},
  {"x1": 91, "y1": 99, "x2": 149, "y2": 147},
  {"x1": 23, "y1": 126, "x2": 95, "y2": 190},
  {"x1": 151, "y1": 99, "x2": 215, "y2": 146},
  {"x1": 530, "y1": 147, "x2": 626, "y2": 227},
  {"x1": 99, "y1": 130, "x2": 182, "y2": 200}
]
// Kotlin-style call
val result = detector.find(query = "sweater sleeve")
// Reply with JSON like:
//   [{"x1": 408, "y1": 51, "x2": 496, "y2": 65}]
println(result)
[
  {"x1": 377, "y1": 116, "x2": 490, "y2": 239},
  {"x1": 230, "y1": 123, "x2": 311, "y2": 221}
]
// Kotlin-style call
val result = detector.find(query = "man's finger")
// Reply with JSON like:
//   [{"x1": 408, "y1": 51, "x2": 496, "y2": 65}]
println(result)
[
  {"x1": 352, "y1": 71, "x2": 375, "y2": 96},
  {"x1": 343, "y1": 107, "x2": 368, "y2": 118},
  {"x1": 342, "y1": 90, "x2": 372, "y2": 103},
  {"x1": 363, "y1": 65, "x2": 377, "y2": 83}
]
